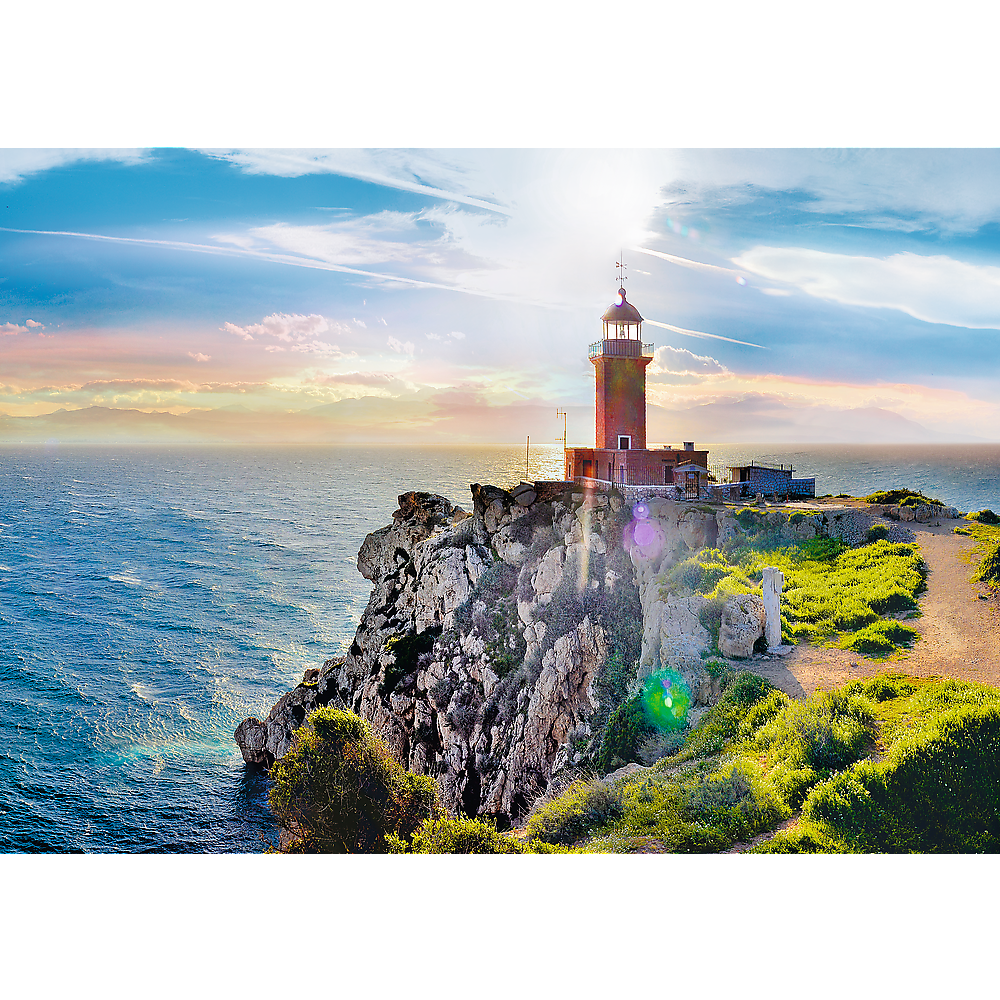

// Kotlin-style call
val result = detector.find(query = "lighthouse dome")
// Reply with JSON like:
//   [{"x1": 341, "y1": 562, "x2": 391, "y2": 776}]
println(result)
[{"x1": 601, "y1": 288, "x2": 643, "y2": 325}]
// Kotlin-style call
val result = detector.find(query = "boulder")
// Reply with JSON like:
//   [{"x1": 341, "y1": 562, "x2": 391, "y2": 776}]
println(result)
[
  {"x1": 234, "y1": 717, "x2": 270, "y2": 765},
  {"x1": 719, "y1": 594, "x2": 766, "y2": 659}
]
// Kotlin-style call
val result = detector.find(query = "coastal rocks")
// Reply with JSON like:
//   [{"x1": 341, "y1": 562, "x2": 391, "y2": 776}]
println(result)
[
  {"x1": 238, "y1": 482, "x2": 741, "y2": 825},
  {"x1": 873, "y1": 502, "x2": 959, "y2": 523},
  {"x1": 234, "y1": 717, "x2": 269, "y2": 765},
  {"x1": 718, "y1": 594, "x2": 766, "y2": 659}
]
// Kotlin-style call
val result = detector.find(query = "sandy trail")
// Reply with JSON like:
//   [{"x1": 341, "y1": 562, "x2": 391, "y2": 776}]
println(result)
[{"x1": 748, "y1": 518, "x2": 1000, "y2": 698}]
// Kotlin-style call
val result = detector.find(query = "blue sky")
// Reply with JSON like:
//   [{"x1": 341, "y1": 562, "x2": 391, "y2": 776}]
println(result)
[{"x1": 2, "y1": 147, "x2": 999, "y2": 443}]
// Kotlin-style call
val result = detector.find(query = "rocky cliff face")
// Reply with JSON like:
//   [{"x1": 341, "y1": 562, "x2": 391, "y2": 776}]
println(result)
[
  {"x1": 238, "y1": 484, "x2": 736, "y2": 824},
  {"x1": 235, "y1": 489, "x2": 923, "y2": 824}
]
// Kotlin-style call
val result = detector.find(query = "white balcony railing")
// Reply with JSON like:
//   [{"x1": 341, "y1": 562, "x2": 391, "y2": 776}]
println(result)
[{"x1": 588, "y1": 339, "x2": 654, "y2": 359}]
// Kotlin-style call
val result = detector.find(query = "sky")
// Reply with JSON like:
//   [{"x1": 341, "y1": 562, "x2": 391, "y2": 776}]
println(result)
[{"x1": 2, "y1": 147, "x2": 1000, "y2": 444}]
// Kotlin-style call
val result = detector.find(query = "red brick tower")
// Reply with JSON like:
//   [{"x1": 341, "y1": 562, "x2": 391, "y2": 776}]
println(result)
[
  {"x1": 592, "y1": 287, "x2": 651, "y2": 450},
  {"x1": 563, "y1": 284, "x2": 708, "y2": 488}
]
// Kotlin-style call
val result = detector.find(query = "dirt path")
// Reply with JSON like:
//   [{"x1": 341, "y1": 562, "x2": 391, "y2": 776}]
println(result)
[{"x1": 748, "y1": 518, "x2": 1000, "y2": 698}]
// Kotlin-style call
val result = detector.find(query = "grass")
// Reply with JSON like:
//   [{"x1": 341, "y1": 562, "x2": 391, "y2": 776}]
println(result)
[
  {"x1": 955, "y1": 515, "x2": 1000, "y2": 590},
  {"x1": 661, "y1": 534, "x2": 926, "y2": 657},
  {"x1": 525, "y1": 672, "x2": 1000, "y2": 853}
]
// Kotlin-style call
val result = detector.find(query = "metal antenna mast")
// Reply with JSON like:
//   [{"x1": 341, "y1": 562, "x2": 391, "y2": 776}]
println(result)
[
  {"x1": 616, "y1": 253, "x2": 627, "y2": 289},
  {"x1": 556, "y1": 409, "x2": 568, "y2": 451}
]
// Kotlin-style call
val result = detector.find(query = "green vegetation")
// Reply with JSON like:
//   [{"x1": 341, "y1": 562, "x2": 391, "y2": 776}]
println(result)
[
  {"x1": 381, "y1": 627, "x2": 441, "y2": 694},
  {"x1": 390, "y1": 815, "x2": 572, "y2": 854},
  {"x1": 955, "y1": 516, "x2": 1000, "y2": 590},
  {"x1": 863, "y1": 488, "x2": 945, "y2": 507},
  {"x1": 595, "y1": 669, "x2": 691, "y2": 771},
  {"x1": 528, "y1": 673, "x2": 1000, "y2": 853},
  {"x1": 661, "y1": 532, "x2": 926, "y2": 657},
  {"x1": 525, "y1": 779, "x2": 623, "y2": 845},
  {"x1": 269, "y1": 707, "x2": 439, "y2": 853},
  {"x1": 271, "y1": 706, "x2": 573, "y2": 854}
]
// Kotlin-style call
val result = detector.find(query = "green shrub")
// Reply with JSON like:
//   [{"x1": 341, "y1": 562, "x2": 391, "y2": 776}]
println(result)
[
  {"x1": 525, "y1": 779, "x2": 623, "y2": 845},
  {"x1": 968, "y1": 509, "x2": 1000, "y2": 525},
  {"x1": 842, "y1": 619, "x2": 919, "y2": 657},
  {"x1": 682, "y1": 761, "x2": 789, "y2": 841},
  {"x1": 268, "y1": 707, "x2": 440, "y2": 853},
  {"x1": 864, "y1": 523, "x2": 889, "y2": 544},
  {"x1": 407, "y1": 816, "x2": 526, "y2": 853},
  {"x1": 802, "y1": 702, "x2": 1000, "y2": 852},
  {"x1": 675, "y1": 671, "x2": 779, "y2": 760},
  {"x1": 864, "y1": 488, "x2": 944, "y2": 507}
]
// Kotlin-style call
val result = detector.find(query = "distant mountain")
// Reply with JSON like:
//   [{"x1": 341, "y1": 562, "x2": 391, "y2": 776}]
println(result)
[{"x1": 0, "y1": 397, "x2": 981, "y2": 445}]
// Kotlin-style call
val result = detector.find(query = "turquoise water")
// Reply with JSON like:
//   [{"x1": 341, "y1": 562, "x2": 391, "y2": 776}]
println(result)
[{"x1": 0, "y1": 442, "x2": 996, "y2": 853}]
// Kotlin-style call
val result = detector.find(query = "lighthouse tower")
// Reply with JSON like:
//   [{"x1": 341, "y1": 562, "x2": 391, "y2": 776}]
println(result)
[
  {"x1": 563, "y1": 278, "x2": 709, "y2": 491},
  {"x1": 594, "y1": 286, "x2": 651, "y2": 451}
]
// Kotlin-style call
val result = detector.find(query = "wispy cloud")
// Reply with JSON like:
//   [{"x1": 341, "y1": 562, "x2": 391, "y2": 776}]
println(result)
[
  {"x1": 387, "y1": 336, "x2": 415, "y2": 356},
  {"x1": 1, "y1": 322, "x2": 27, "y2": 336},
  {"x1": 187, "y1": 352, "x2": 211, "y2": 362},
  {"x1": 0, "y1": 149, "x2": 148, "y2": 186},
  {"x1": 734, "y1": 247, "x2": 1000, "y2": 330},
  {"x1": 645, "y1": 319, "x2": 767, "y2": 349}
]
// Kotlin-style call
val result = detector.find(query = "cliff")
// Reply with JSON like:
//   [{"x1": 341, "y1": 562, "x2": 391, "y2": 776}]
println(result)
[{"x1": 234, "y1": 485, "x2": 928, "y2": 826}]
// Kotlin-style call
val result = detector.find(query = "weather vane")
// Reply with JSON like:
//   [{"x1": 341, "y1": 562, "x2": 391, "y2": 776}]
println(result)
[{"x1": 616, "y1": 254, "x2": 627, "y2": 289}]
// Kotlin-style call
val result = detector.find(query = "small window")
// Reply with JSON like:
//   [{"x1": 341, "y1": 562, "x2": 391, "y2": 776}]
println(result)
[{"x1": 618, "y1": 435, "x2": 631, "y2": 450}]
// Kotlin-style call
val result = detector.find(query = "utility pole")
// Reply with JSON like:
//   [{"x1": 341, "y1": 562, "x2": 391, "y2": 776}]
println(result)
[
  {"x1": 525, "y1": 436, "x2": 529, "y2": 480},
  {"x1": 556, "y1": 409, "x2": 567, "y2": 451}
]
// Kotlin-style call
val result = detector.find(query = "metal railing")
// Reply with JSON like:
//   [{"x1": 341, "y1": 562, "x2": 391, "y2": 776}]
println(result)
[{"x1": 588, "y1": 339, "x2": 654, "y2": 359}]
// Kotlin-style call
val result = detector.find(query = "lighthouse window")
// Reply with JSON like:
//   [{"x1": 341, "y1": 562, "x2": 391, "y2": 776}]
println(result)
[{"x1": 618, "y1": 435, "x2": 631, "y2": 450}]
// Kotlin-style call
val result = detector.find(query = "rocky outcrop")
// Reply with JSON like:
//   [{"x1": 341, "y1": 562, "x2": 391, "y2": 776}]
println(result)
[
  {"x1": 240, "y1": 483, "x2": 738, "y2": 822},
  {"x1": 237, "y1": 488, "x2": 934, "y2": 822},
  {"x1": 719, "y1": 594, "x2": 767, "y2": 658}
]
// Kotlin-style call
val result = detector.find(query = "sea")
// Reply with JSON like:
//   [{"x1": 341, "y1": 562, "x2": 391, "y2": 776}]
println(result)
[{"x1": 1, "y1": 442, "x2": 998, "y2": 854}]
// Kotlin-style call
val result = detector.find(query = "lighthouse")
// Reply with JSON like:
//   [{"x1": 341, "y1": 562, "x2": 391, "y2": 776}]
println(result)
[
  {"x1": 564, "y1": 280, "x2": 710, "y2": 493},
  {"x1": 594, "y1": 286, "x2": 651, "y2": 452}
]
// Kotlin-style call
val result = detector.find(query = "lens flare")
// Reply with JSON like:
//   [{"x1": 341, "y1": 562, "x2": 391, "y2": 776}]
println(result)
[
  {"x1": 623, "y1": 511, "x2": 666, "y2": 561},
  {"x1": 641, "y1": 669, "x2": 691, "y2": 731}
]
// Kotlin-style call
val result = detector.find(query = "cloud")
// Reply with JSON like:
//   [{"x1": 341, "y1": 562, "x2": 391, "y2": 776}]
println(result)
[
  {"x1": 244, "y1": 312, "x2": 344, "y2": 342},
  {"x1": 24, "y1": 319, "x2": 43, "y2": 328},
  {"x1": 425, "y1": 333, "x2": 443, "y2": 340},
  {"x1": 353, "y1": 318, "x2": 367, "y2": 327},
  {"x1": 187, "y1": 352, "x2": 211, "y2": 362},
  {"x1": 309, "y1": 371, "x2": 411, "y2": 394},
  {"x1": 649, "y1": 345, "x2": 729, "y2": 378},
  {"x1": 663, "y1": 149, "x2": 1000, "y2": 236},
  {"x1": 733, "y1": 247, "x2": 1000, "y2": 330},
  {"x1": 1, "y1": 322, "x2": 26, "y2": 336},
  {"x1": 199, "y1": 149, "x2": 513, "y2": 216},
  {"x1": 0, "y1": 149, "x2": 148, "y2": 186},
  {"x1": 387, "y1": 336, "x2": 415, "y2": 356},
  {"x1": 223, "y1": 321, "x2": 254, "y2": 341},
  {"x1": 290, "y1": 340, "x2": 351, "y2": 357},
  {"x1": 450, "y1": 331, "x2": 466, "y2": 340}
]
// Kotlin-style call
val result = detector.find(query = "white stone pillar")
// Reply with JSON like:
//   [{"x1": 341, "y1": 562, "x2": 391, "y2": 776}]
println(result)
[{"x1": 762, "y1": 566, "x2": 784, "y2": 649}]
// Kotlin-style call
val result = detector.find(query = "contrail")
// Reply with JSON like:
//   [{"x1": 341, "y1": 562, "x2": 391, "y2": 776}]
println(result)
[
  {"x1": 633, "y1": 246, "x2": 745, "y2": 277},
  {"x1": 645, "y1": 319, "x2": 767, "y2": 349},
  {"x1": 0, "y1": 226, "x2": 517, "y2": 301}
]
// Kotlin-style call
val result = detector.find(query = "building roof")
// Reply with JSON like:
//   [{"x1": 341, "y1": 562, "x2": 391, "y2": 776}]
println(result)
[{"x1": 601, "y1": 288, "x2": 643, "y2": 325}]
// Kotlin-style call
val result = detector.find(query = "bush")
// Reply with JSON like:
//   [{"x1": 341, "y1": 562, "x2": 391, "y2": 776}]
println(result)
[
  {"x1": 864, "y1": 523, "x2": 889, "y2": 544},
  {"x1": 268, "y1": 707, "x2": 439, "y2": 853},
  {"x1": 968, "y1": 509, "x2": 1000, "y2": 525},
  {"x1": 842, "y1": 619, "x2": 919, "y2": 658},
  {"x1": 802, "y1": 703, "x2": 1000, "y2": 852},
  {"x1": 406, "y1": 816, "x2": 527, "y2": 853},
  {"x1": 525, "y1": 779, "x2": 623, "y2": 845}
]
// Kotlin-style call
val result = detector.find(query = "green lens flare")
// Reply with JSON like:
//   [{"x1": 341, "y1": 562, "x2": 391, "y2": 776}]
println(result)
[{"x1": 641, "y1": 669, "x2": 691, "y2": 731}]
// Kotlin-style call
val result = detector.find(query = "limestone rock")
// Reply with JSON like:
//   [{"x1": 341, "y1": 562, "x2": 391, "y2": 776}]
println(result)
[
  {"x1": 234, "y1": 717, "x2": 269, "y2": 765},
  {"x1": 246, "y1": 478, "x2": 741, "y2": 826},
  {"x1": 719, "y1": 594, "x2": 766, "y2": 659}
]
